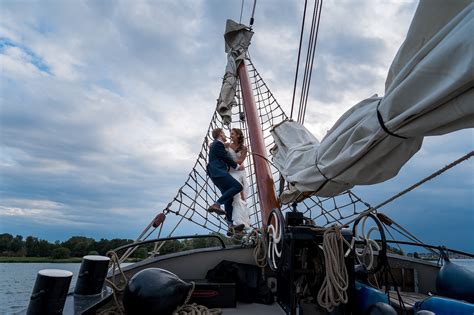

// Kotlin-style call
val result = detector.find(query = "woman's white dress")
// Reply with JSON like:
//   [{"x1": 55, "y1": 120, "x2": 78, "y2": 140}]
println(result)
[{"x1": 227, "y1": 147, "x2": 251, "y2": 228}]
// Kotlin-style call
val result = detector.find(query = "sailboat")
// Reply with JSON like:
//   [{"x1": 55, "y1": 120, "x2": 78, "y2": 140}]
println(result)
[{"x1": 23, "y1": 1, "x2": 473, "y2": 314}]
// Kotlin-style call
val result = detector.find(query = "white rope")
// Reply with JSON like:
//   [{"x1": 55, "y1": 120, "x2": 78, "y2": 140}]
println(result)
[
  {"x1": 316, "y1": 225, "x2": 349, "y2": 312},
  {"x1": 173, "y1": 304, "x2": 222, "y2": 315},
  {"x1": 354, "y1": 216, "x2": 380, "y2": 271},
  {"x1": 251, "y1": 228, "x2": 267, "y2": 267},
  {"x1": 101, "y1": 251, "x2": 128, "y2": 315},
  {"x1": 105, "y1": 251, "x2": 128, "y2": 292},
  {"x1": 173, "y1": 282, "x2": 222, "y2": 315}
]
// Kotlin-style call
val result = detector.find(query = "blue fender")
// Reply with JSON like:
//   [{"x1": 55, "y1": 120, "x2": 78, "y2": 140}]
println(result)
[
  {"x1": 436, "y1": 260, "x2": 474, "y2": 303},
  {"x1": 355, "y1": 281, "x2": 389, "y2": 314},
  {"x1": 414, "y1": 296, "x2": 474, "y2": 315}
]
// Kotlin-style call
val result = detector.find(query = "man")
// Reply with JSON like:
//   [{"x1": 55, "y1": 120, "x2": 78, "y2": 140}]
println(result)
[{"x1": 207, "y1": 128, "x2": 245, "y2": 235}]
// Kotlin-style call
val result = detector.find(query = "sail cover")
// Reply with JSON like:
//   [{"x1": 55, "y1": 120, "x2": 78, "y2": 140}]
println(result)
[
  {"x1": 271, "y1": 0, "x2": 474, "y2": 202},
  {"x1": 217, "y1": 20, "x2": 253, "y2": 124}
]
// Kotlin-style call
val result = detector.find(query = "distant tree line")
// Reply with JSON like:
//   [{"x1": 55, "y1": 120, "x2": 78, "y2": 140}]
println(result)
[{"x1": 0, "y1": 233, "x2": 232, "y2": 259}]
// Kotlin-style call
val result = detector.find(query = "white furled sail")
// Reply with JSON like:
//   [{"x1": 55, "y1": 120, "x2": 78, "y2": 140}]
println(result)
[
  {"x1": 271, "y1": 0, "x2": 474, "y2": 202},
  {"x1": 217, "y1": 20, "x2": 253, "y2": 124}
]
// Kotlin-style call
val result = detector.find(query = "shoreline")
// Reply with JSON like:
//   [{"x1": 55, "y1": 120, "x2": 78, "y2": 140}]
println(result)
[
  {"x1": 0, "y1": 256, "x2": 140, "y2": 263},
  {"x1": 0, "y1": 257, "x2": 83, "y2": 263}
]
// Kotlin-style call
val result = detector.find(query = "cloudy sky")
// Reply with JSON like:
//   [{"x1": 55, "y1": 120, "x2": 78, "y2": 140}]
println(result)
[{"x1": 1, "y1": 0, "x2": 472, "y2": 253}]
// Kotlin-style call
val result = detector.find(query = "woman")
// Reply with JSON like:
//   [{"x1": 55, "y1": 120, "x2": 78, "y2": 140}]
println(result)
[{"x1": 226, "y1": 128, "x2": 251, "y2": 228}]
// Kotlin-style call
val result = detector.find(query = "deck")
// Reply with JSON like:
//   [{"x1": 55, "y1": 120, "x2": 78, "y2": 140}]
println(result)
[
  {"x1": 389, "y1": 290, "x2": 428, "y2": 312},
  {"x1": 222, "y1": 302, "x2": 286, "y2": 314}
]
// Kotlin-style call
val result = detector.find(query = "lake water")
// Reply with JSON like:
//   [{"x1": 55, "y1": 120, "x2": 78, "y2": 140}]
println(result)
[
  {"x1": 1, "y1": 259, "x2": 473, "y2": 314},
  {"x1": 0, "y1": 263, "x2": 81, "y2": 314}
]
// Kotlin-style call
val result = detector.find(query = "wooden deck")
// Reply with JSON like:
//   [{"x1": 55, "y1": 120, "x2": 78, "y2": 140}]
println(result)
[{"x1": 389, "y1": 290, "x2": 428, "y2": 311}]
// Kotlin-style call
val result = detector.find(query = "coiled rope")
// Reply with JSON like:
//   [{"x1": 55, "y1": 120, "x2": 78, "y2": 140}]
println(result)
[
  {"x1": 316, "y1": 225, "x2": 349, "y2": 312},
  {"x1": 174, "y1": 304, "x2": 222, "y2": 315},
  {"x1": 251, "y1": 228, "x2": 267, "y2": 267},
  {"x1": 173, "y1": 282, "x2": 222, "y2": 315}
]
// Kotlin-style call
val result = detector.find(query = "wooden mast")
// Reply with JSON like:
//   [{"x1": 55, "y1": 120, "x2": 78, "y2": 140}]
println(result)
[{"x1": 237, "y1": 60, "x2": 280, "y2": 228}]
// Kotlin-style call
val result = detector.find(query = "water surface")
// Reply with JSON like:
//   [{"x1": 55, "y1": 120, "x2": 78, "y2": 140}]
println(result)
[{"x1": 0, "y1": 263, "x2": 81, "y2": 314}]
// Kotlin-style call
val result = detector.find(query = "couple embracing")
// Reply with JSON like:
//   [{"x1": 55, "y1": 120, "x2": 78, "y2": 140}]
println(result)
[{"x1": 207, "y1": 128, "x2": 250, "y2": 236}]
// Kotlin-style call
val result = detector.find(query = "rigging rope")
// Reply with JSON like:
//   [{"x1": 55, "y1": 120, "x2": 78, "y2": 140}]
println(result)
[
  {"x1": 373, "y1": 150, "x2": 474, "y2": 211},
  {"x1": 249, "y1": 0, "x2": 257, "y2": 27},
  {"x1": 239, "y1": 0, "x2": 244, "y2": 24},
  {"x1": 380, "y1": 213, "x2": 440, "y2": 256},
  {"x1": 291, "y1": 0, "x2": 323, "y2": 124},
  {"x1": 125, "y1": 59, "x2": 372, "y2": 262},
  {"x1": 342, "y1": 150, "x2": 474, "y2": 229},
  {"x1": 290, "y1": 0, "x2": 308, "y2": 119},
  {"x1": 239, "y1": 0, "x2": 257, "y2": 27},
  {"x1": 298, "y1": 0, "x2": 323, "y2": 125},
  {"x1": 168, "y1": 60, "x2": 367, "y2": 232}
]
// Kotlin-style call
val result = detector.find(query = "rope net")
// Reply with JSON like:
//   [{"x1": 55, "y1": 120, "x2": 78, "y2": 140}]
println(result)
[{"x1": 149, "y1": 59, "x2": 372, "y2": 238}]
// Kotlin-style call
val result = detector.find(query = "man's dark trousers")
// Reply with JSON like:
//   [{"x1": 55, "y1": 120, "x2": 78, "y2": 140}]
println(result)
[
  {"x1": 212, "y1": 175, "x2": 242, "y2": 223},
  {"x1": 207, "y1": 140, "x2": 243, "y2": 223}
]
